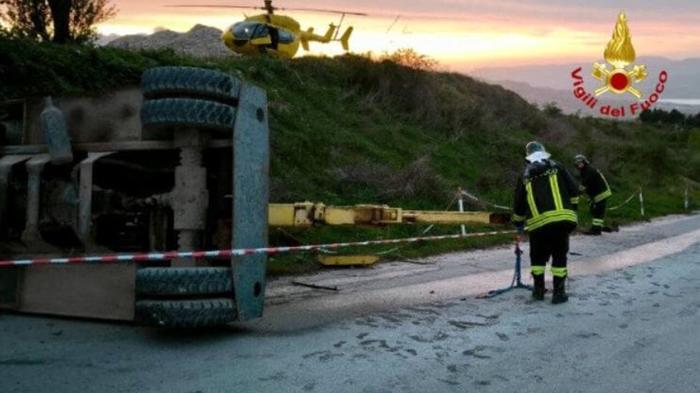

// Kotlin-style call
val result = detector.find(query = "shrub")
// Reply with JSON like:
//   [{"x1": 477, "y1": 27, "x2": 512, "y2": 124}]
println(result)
[{"x1": 543, "y1": 102, "x2": 563, "y2": 116}]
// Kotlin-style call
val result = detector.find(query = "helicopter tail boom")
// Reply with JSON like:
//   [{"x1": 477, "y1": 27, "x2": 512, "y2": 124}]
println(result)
[{"x1": 300, "y1": 24, "x2": 337, "y2": 51}]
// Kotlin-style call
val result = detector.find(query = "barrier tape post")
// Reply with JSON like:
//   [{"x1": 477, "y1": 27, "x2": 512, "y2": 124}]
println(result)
[
  {"x1": 457, "y1": 188, "x2": 467, "y2": 236},
  {"x1": 0, "y1": 230, "x2": 516, "y2": 268},
  {"x1": 639, "y1": 187, "x2": 645, "y2": 217},
  {"x1": 685, "y1": 183, "x2": 689, "y2": 211}
]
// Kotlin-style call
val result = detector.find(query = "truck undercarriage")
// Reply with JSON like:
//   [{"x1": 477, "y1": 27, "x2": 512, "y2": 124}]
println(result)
[{"x1": 0, "y1": 67, "x2": 506, "y2": 327}]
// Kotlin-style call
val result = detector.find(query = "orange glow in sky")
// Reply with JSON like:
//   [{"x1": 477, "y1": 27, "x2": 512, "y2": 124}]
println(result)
[{"x1": 97, "y1": 1, "x2": 700, "y2": 70}]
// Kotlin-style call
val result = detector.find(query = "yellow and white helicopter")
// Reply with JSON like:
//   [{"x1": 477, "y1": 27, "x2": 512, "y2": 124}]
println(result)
[{"x1": 170, "y1": 0, "x2": 366, "y2": 58}]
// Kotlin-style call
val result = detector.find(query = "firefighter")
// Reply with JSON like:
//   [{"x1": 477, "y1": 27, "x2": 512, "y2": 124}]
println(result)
[
  {"x1": 574, "y1": 154, "x2": 612, "y2": 235},
  {"x1": 513, "y1": 142, "x2": 579, "y2": 304}
]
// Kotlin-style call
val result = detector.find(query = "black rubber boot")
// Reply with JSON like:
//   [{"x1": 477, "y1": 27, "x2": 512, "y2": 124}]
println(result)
[
  {"x1": 583, "y1": 226, "x2": 602, "y2": 236},
  {"x1": 551, "y1": 276, "x2": 569, "y2": 304},
  {"x1": 532, "y1": 273, "x2": 545, "y2": 301}
]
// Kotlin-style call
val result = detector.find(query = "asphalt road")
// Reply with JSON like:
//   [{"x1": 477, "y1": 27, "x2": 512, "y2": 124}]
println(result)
[{"x1": 1, "y1": 214, "x2": 700, "y2": 393}]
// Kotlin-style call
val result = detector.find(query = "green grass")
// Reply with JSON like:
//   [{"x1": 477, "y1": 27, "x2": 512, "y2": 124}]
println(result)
[
  {"x1": 2, "y1": 38, "x2": 699, "y2": 275},
  {"x1": 267, "y1": 224, "x2": 515, "y2": 276}
]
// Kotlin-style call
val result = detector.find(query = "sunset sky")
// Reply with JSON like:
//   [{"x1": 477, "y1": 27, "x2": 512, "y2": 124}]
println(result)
[{"x1": 98, "y1": 0, "x2": 700, "y2": 71}]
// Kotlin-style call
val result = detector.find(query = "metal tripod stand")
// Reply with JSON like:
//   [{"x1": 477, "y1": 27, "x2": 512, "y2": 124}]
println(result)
[{"x1": 479, "y1": 236, "x2": 532, "y2": 298}]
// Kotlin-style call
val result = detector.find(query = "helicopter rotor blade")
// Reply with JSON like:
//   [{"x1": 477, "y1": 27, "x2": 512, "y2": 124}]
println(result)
[
  {"x1": 331, "y1": 13, "x2": 345, "y2": 40},
  {"x1": 166, "y1": 5, "x2": 266, "y2": 10},
  {"x1": 385, "y1": 15, "x2": 401, "y2": 34},
  {"x1": 166, "y1": 4, "x2": 366, "y2": 16},
  {"x1": 269, "y1": 7, "x2": 367, "y2": 16},
  {"x1": 167, "y1": 4, "x2": 481, "y2": 21}
]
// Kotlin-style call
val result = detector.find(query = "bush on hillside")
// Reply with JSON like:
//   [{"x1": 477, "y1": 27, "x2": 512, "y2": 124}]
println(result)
[
  {"x1": 334, "y1": 54, "x2": 545, "y2": 138},
  {"x1": 381, "y1": 48, "x2": 437, "y2": 71},
  {"x1": 333, "y1": 157, "x2": 449, "y2": 202}
]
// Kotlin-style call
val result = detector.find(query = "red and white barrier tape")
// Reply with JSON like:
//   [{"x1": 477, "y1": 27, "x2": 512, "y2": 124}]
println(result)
[{"x1": 0, "y1": 230, "x2": 515, "y2": 268}]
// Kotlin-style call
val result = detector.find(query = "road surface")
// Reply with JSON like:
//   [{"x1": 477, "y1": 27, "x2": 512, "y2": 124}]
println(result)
[{"x1": 1, "y1": 214, "x2": 700, "y2": 392}]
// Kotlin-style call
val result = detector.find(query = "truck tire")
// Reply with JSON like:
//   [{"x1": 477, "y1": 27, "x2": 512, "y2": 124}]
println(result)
[
  {"x1": 141, "y1": 98, "x2": 235, "y2": 134},
  {"x1": 142, "y1": 67, "x2": 240, "y2": 104},
  {"x1": 136, "y1": 267, "x2": 233, "y2": 296},
  {"x1": 136, "y1": 298, "x2": 237, "y2": 328}
]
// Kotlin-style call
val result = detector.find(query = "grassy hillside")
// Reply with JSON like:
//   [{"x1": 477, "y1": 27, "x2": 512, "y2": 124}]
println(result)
[{"x1": 2, "y1": 39, "x2": 699, "y2": 274}]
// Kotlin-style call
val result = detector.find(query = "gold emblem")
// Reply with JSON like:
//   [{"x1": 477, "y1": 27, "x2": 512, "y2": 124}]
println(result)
[{"x1": 592, "y1": 12, "x2": 648, "y2": 98}]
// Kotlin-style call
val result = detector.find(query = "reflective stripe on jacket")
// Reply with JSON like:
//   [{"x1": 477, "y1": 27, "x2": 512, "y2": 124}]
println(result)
[
  {"x1": 579, "y1": 165, "x2": 612, "y2": 203},
  {"x1": 512, "y1": 160, "x2": 579, "y2": 232}
]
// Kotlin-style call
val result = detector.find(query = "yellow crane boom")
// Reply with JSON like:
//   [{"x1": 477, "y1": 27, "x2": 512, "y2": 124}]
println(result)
[{"x1": 268, "y1": 202, "x2": 510, "y2": 227}]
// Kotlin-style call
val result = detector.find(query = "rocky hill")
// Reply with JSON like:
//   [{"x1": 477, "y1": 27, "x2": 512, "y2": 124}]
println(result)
[{"x1": 107, "y1": 24, "x2": 232, "y2": 58}]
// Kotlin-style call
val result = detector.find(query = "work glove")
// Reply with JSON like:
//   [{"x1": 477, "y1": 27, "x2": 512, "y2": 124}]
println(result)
[{"x1": 514, "y1": 222, "x2": 525, "y2": 236}]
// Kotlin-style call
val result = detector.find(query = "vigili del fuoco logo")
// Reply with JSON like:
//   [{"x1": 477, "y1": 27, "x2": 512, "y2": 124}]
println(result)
[{"x1": 571, "y1": 11, "x2": 669, "y2": 117}]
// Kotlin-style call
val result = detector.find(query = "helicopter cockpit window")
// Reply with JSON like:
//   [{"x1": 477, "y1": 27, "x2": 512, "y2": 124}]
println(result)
[
  {"x1": 231, "y1": 22, "x2": 270, "y2": 41},
  {"x1": 277, "y1": 30, "x2": 295, "y2": 44}
]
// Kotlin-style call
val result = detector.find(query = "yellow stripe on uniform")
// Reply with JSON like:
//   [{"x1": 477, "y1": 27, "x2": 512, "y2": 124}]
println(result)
[
  {"x1": 551, "y1": 267, "x2": 568, "y2": 277},
  {"x1": 594, "y1": 189, "x2": 612, "y2": 202},
  {"x1": 594, "y1": 170, "x2": 612, "y2": 202},
  {"x1": 599, "y1": 170, "x2": 611, "y2": 191},
  {"x1": 531, "y1": 266, "x2": 546, "y2": 275},
  {"x1": 549, "y1": 173, "x2": 564, "y2": 210},
  {"x1": 525, "y1": 210, "x2": 578, "y2": 231},
  {"x1": 525, "y1": 181, "x2": 539, "y2": 217}
]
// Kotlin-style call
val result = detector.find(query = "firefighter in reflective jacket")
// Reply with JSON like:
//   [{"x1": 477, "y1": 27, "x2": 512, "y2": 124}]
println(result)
[
  {"x1": 574, "y1": 154, "x2": 612, "y2": 235},
  {"x1": 513, "y1": 142, "x2": 579, "y2": 304}
]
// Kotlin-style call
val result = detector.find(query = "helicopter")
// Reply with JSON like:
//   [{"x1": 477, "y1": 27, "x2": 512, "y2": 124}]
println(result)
[{"x1": 169, "y1": 0, "x2": 366, "y2": 58}]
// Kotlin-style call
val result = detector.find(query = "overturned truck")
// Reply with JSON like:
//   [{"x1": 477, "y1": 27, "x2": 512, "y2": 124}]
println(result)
[{"x1": 0, "y1": 67, "x2": 270, "y2": 327}]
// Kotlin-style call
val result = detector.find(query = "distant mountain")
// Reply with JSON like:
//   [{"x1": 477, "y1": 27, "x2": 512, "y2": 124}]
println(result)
[
  {"x1": 473, "y1": 57, "x2": 700, "y2": 100},
  {"x1": 492, "y1": 80, "x2": 585, "y2": 115},
  {"x1": 493, "y1": 80, "x2": 700, "y2": 116},
  {"x1": 107, "y1": 24, "x2": 232, "y2": 58},
  {"x1": 96, "y1": 33, "x2": 120, "y2": 46}
]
